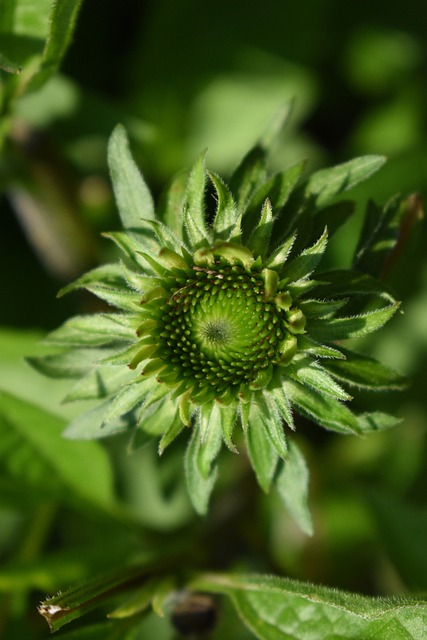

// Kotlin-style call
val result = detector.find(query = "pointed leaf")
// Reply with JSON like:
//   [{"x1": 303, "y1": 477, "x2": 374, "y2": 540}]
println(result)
[
  {"x1": 28, "y1": 348, "x2": 111, "y2": 379},
  {"x1": 58, "y1": 264, "x2": 125, "y2": 298},
  {"x1": 244, "y1": 401, "x2": 279, "y2": 492},
  {"x1": 247, "y1": 198, "x2": 274, "y2": 259},
  {"x1": 323, "y1": 346, "x2": 407, "y2": 390},
  {"x1": 185, "y1": 424, "x2": 217, "y2": 515},
  {"x1": 357, "y1": 412, "x2": 402, "y2": 433},
  {"x1": 197, "y1": 404, "x2": 223, "y2": 478},
  {"x1": 312, "y1": 268, "x2": 397, "y2": 303},
  {"x1": 64, "y1": 366, "x2": 135, "y2": 402},
  {"x1": 288, "y1": 361, "x2": 351, "y2": 400},
  {"x1": 308, "y1": 303, "x2": 400, "y2": 341},
  {"x1": 284, "y1": 379, "x2": 360, "y2": 434},
  {"x1": 275, "y1": 440, "x2": 313, "y2": 535},
  {"x1": 44, "y1": 314, "x2": 137, "y2": 347},
  {"x1": 229, "y1": 146, "x2": 267, "y2": 213},
  {"x1": 108, "y1": 124, "x2": 155, "y2": 231},
  {"x1": 64, "y1": 400, "x2": 131, "y2": 440},
  {"x1": 280, "y1": 227, "x2": 328, "y2": 282},
  {"x1": 305, "y1": 155, "x2": 386, "y2": 206},
  {"x1": 157, "y1": 170, "x2": 188, "y2": 240},
  {"x1": 210, "y1": 171, "x2": 239, "y2": 241},
  {"x1": 183, "y1": 151, "x2": 210, "y2": 249}
]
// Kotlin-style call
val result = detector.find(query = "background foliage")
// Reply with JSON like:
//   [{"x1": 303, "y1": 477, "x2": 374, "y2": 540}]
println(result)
[{"x1": 1, "y1": 1, "x2": 426, "y2": 638}]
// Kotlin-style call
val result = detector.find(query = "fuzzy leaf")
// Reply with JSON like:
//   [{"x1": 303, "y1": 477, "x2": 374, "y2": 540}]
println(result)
[
  {"x1": 323, "y1": 346, "x2": 407, "y2": 390},
  {"x1": 210, "y1": 171, "x2": 239, "y2": 240},
  {"x1": 28, "y1": 348, "x2": 112, "y2": 379},
  {"x1": 247, "y1": 198, "x2": 274, "y2": 259},
  {"x1": 183, "y1": 151, "x2": 211, "y2": 248},
  {"x1": 275, "y1": 440, "x2": 313, "y2": 535},
  {"x1": 185, "y1": 423, "x2": 218, "y2": 515},
  {"x1": 44, "y1": 314, "x2": 137, "y2": 347},
  {"x1": 197, "y1": 404, "x2": 223, "y2": 478},
  {"x1": 190, "y1": 572, "x2": 427, "y2": 640},
  {"x1": 305, "y1": 155, "x2": 386, "y2": 206},
  {"x1": 308, "y1": 303, "x2": 400, "y2": 341},
  {"x1": 58, "y1": 264, "x2": 125, "y2": 298},
  {"x1": 312, "y1": 269, "x2": 397, "y2": 303},
  {"x1": 245, "y1": 401, "x2": 279, "y2": 492},
  {"x1": 297, "y1": 335, "x2": 346, "y2": 360},
  {"x1": 229, "y1": 146, "x2": 267, "y2": 213},
  {"x1": 83, "y1": 284, "x2": 141, "y2": 312},
  {"x1": 108, "y1": 124, "x2": 155, "y2": 231},
  {"x1": 64, "y1": 366, "x2": 135, "y2": 402},
  {"x1": 357, "y1": 412, "x2": 402, "y2": 433},
  {"x1": 284, "y1": 379, "x2": 360, "y2": 434},
  {"x1": 157, "y1": 170, "x2": 188, "y2": 240},
  {"x1": 288, "y1": 361, "x2": 351, "y2": 400},
  {"x1": 64, "y1": 400, "x2": 131, "y2": 440},
  {"x1": 280, "y1": 227, "x2": 328, "y2": 282}
]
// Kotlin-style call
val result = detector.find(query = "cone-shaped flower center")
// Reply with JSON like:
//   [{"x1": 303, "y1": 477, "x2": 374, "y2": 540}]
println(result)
[{"x1": 155, "y1": 262, "x2": 291, "y2": 399}]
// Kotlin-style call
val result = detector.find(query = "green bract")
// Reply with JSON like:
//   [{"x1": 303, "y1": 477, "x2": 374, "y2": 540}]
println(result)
[{"x1": 31, "y1": 119, "x2": 407, "y2": 522}]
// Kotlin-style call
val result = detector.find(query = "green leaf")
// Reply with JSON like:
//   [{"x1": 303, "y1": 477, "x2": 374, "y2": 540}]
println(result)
[
  {"x1": 28, "y1": 348, "x2": 112, "y2": 379},
  {"x1": 229, "y1": 146, "x2": 267, "y2": 213},
  {"x1": 30, "y1": 0, "x2": 84, "y2": 90},
  {"x1": 0, "y1": 391, "x2": 114, "y2": 508},
  {"x1": 190, "y1": 572, "x2": 427, "y2": 640},
  {"x1": 0, "y1": 50, "x2": 22, "y2": 74},
  {"x1": 210, "y1": 171, "x2": 239, "y2": 241},
  {"x1": 58, "y1": 263, "x2": 125, "y2": 297},
  {"x1": 244, "y1": 401, "x2": 279, "y2": 492},
  {"x1": 184, "y1": 424, "x2": 217, "y2": 515},
  {"x1": 275, "y1": 441, "x2": 313, "y2": 536},
  {"x1": 183, "y1": 151, "x2": 211, "y2": 249},
  {"x1": 308, "y1": 303, "x2": 400, "y2": 341},
  {"x1": 284, "y1": 379, "x2": 360, "y2": 434},
  {"x1": 280, "y1": 227, "x2": 328, "y2": 282},
  {"x1": 157, "y1": 170, "x2": 188, "y2": 240},
  {"x1": 64, "y1": 366, "x2": 135, "y2": 402},
  {"x1": 356, "y1": 412, "x2": 402, "y2": 433},
  {"x1": 287, "y1": 361, "x2": 351, "y2": 400},
  {"x1": 305, "y1": 155, "x2": 386, "y2": 207},
  {"x1": 63, "y1": 400, "x2": 131, "y2": 440},
  {"x1": 312, "y1": 269, "x2": 397, "y2": 303},
  {"x1": 44, "y1": 313, "x2": 137, "y2": 347},
  {"x1": 311, "y1": 200, "x2": 355, "y2": 240},
  {"x1": 197, "y1": 403, "x2": 224, "y2": 477},
  {"x1": 247, "y1": 198, "x2": 274, "y2": 259},
  {"x1": 323, "y1": 346, "x2": 407, "y2": 390},
  {"x1": 108, "y1": 124, "x2": 155, "y2": 232}
]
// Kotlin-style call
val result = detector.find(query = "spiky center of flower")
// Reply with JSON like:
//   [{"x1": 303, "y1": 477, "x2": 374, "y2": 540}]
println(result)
[{"x1": 135, "y1": 257, "x2": 304, "y2": 404}]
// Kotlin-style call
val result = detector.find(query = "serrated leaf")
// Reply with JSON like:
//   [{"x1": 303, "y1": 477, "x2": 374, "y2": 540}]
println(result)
[
  {"x1": 308, "y1": 303, "x2": 400, "y2": 341},
  {"x1": 190, "y1": 572, "x2": 427, "y2": 640},
  {"x1": 305, "y1": 155, "x2": 386, "y2": 207},
  {"x1": 184, "y1": 424, "x2": 217, "y2": 515},
  {"x1": 280, "y1": 227, "x2": 328, "y2": 282},
  {"x1": 210, "y1": 171, "x2": 239, "y2": 241},
  {"x1": 108, "y1": 124, "x2": 155, "y2": 231},
  {"x1": 244, "y1": 401, "x2": 279, "y2": 492},
  {"x1": 0, "y1": 391, "x2": 114, "y2": 508},
  {"x1": 284, "y1": 379, "x2": 360, "y2": 434},
  {"x1": 275, "y1": 441, "x2": 313, "y2": 536},
  {"x1": 323, "y1": 346, "x2": 407, "y2": 390}
]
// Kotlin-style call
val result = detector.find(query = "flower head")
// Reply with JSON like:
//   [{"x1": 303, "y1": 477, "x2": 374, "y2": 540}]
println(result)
[{"x1": 32, "y1": 121, "x2": 407, "y2": 519}]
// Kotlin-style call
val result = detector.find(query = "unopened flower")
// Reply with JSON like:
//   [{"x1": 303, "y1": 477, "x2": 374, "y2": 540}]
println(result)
[{"x1": 31, "y1": 121, "x2": 406, "y2": 520}]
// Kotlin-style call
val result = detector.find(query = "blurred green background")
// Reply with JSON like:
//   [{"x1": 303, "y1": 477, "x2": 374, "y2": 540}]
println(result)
[{"x1": 1, "y1": 1, "x2": 427, "y2": 638}]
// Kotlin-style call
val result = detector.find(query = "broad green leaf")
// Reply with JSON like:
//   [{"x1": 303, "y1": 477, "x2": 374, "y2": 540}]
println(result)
[
  {"x1": 245, "y1": 401, "x2": 279, "y2": 492},
  {"x1": 83, "y1": 284, "x2": 141, "y2": 312},
  {"x1": 103, "y1": 231, "x2": 154, "y2": 270},
  {"x1": 257, "y1": 393, "x2": 288, "y2": 459},
  {"x1": 108, "y1": 125, "x2": 155, "y2": 231},
  {"x1": 190, "y1": 573, "x2": 427, "y2": 640},
  {"x1": 58, "y1": 263, "x2": 126, "y2": 298},
  {"x1": 210, "y1": 171, "x2": 239, "y2": 241},
  {"x1": 0, "y1": 391, "x2": 114, "y2": 508},
  {"x1": 305, "y1": 155, "x2": 386, "y2": 207},
  {"x1": 64, "y1": 366, "x2": 135, "y2": 402},
  {"x1": 287, "y1": 361, "x2": 351, "y2": 400},
  {"x1": 280, "y1": 227, "x2": 328, "y2": 282},
  {"x1": 357, "y1": 412, "x2": 402, "y2": 433},
  {"x1": 284, "y1": 379, "x2": 360, "y2": 434},
  {"x1": 312, "y1": 269, "x2": 397, "y2": 303},
  {"x1": 308, "y1": 303, "x2": 400, "y2": 341},
  {"x1": 184, "y1": 424, "x2": 217, "y2": 515},
  {"x1": 44, "y1": 313, "x2": 137, "y2": 347},
  {"x1": 101, "y1": 378, "x2": 152, "y2": 426},
  {"x1": 63, "y1": 399, "x2": 131, "y2": 440},
  {"x1": 197, "y1": 403, "x2": 224, "y2": 477},
  {"x1": 28, "y1": 348, "x2": 113, "y2": 379},
  {"x1": 323, "y1": 346, "x2": 407, "y2": 390},
  {"x1": 275, "y1": 441, "x2": 313, "y2": 536}
]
